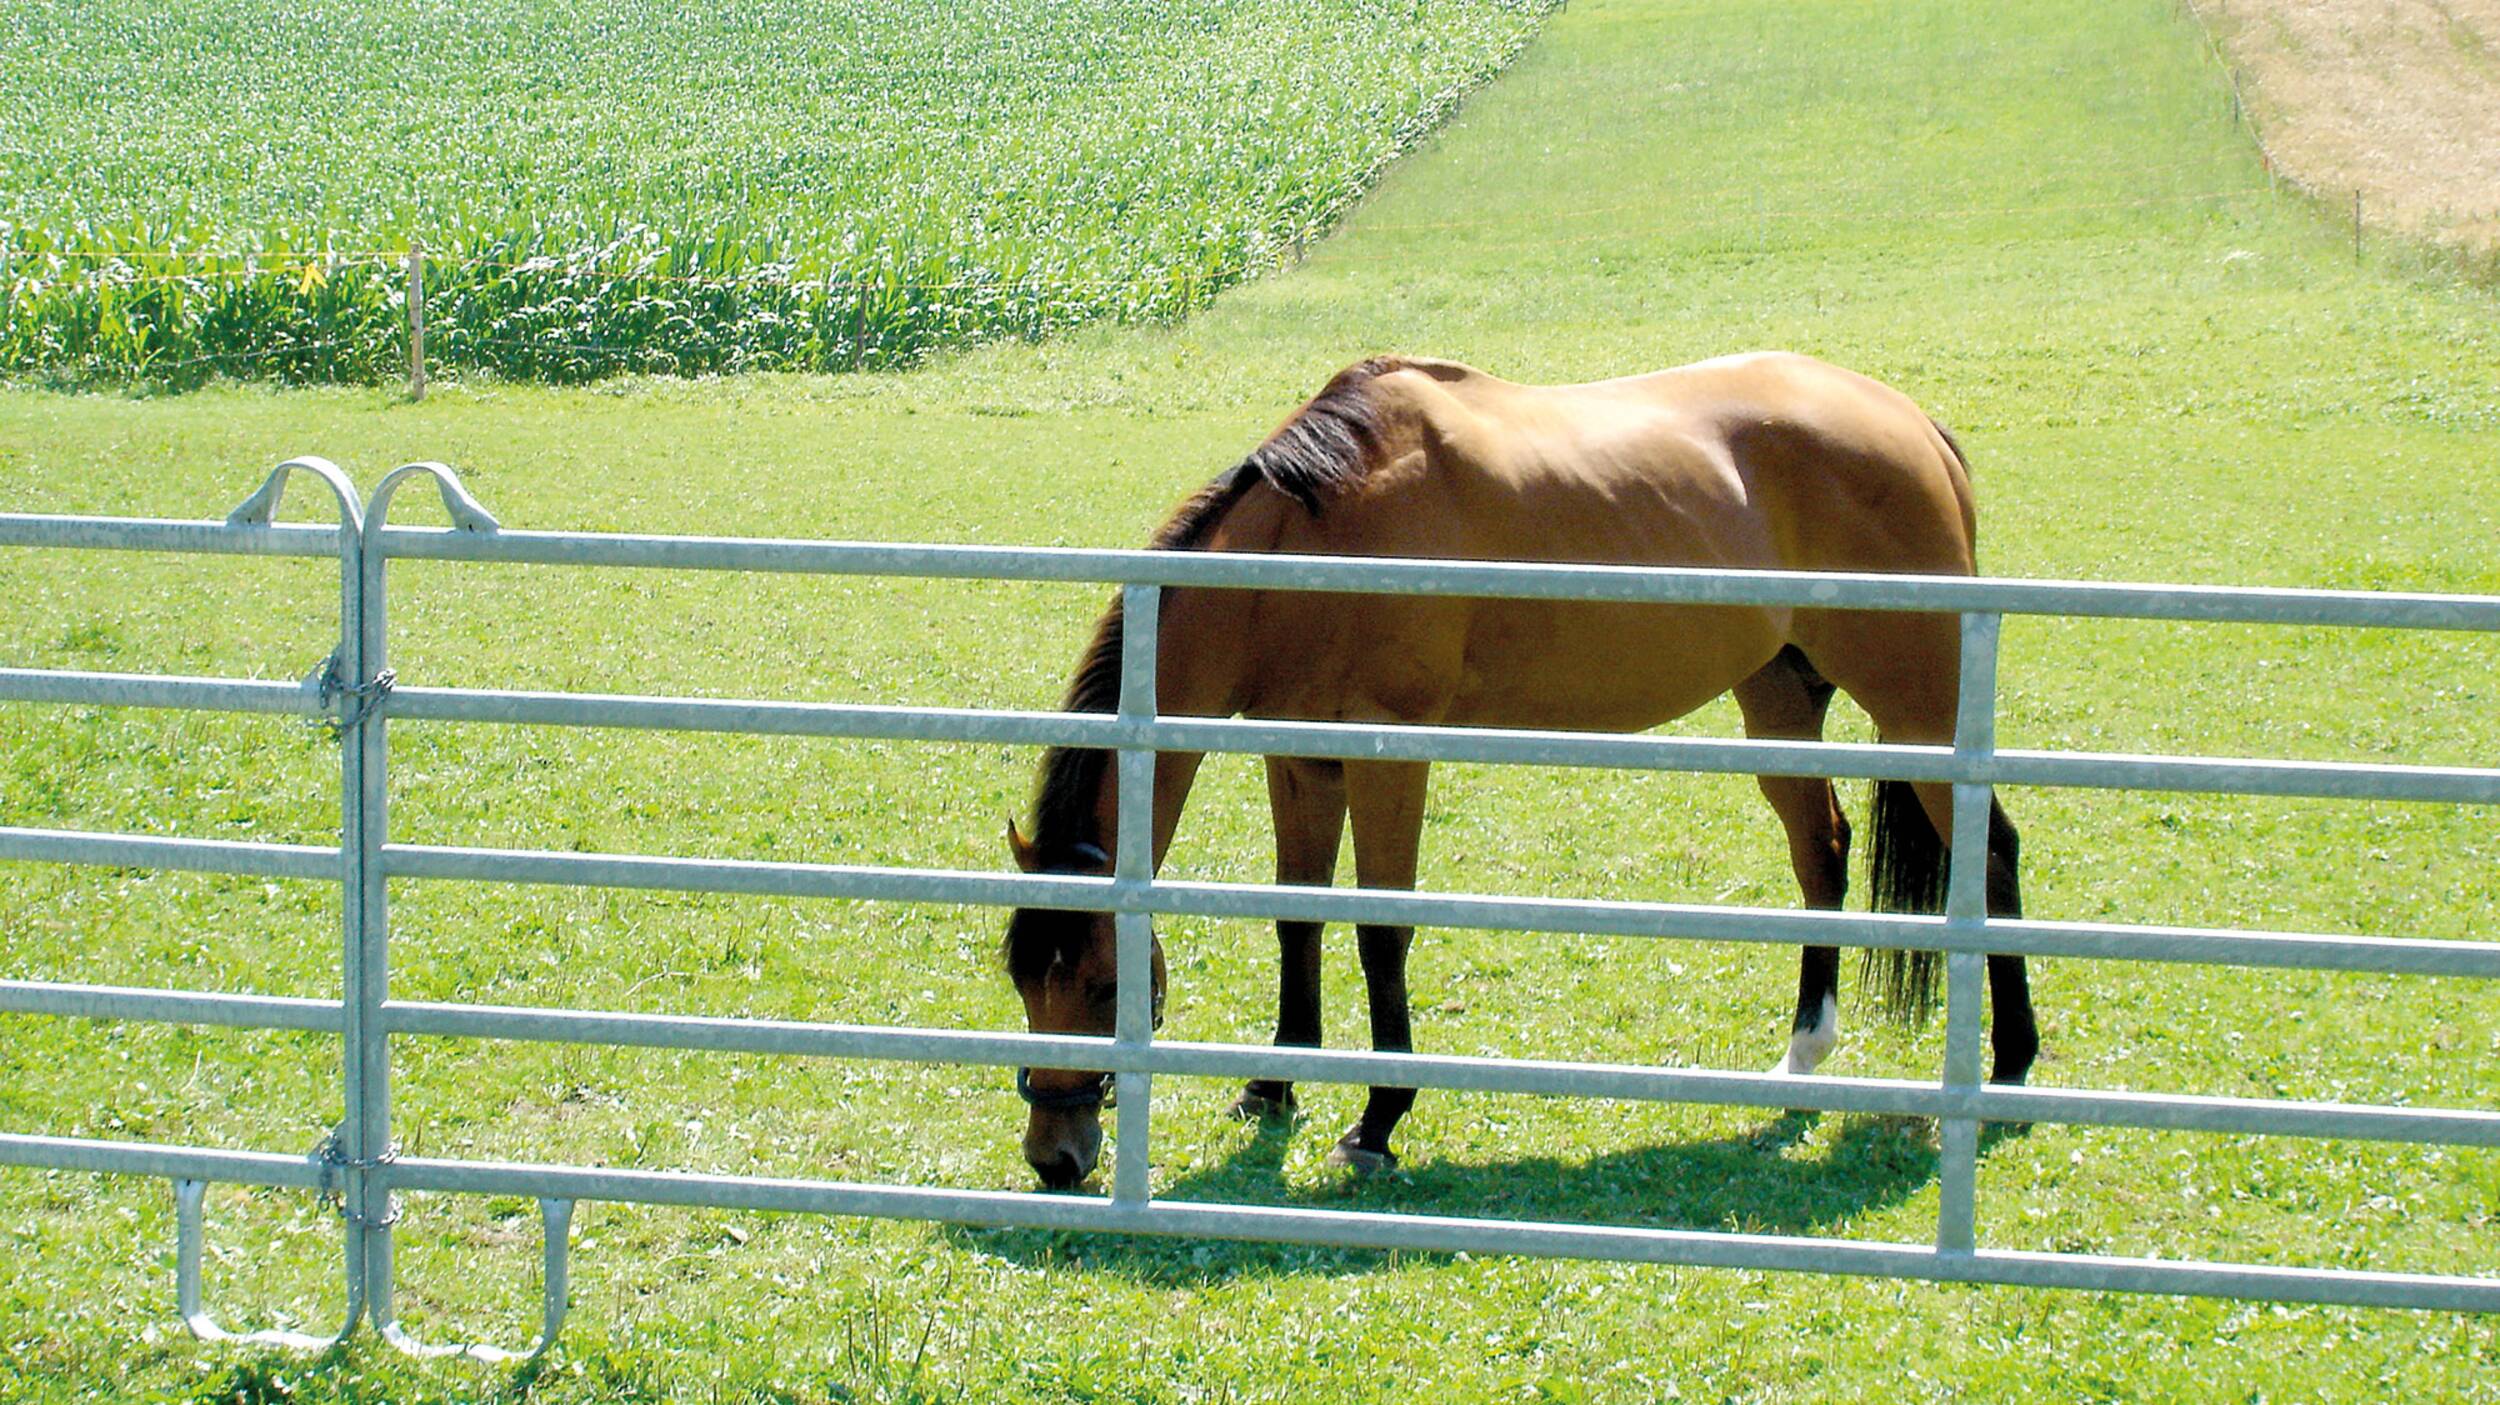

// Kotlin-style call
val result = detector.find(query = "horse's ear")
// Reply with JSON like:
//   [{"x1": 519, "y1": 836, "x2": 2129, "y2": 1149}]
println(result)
[{"x1": 1006, "y1": 819, "x2": 1040, "y2": 873}]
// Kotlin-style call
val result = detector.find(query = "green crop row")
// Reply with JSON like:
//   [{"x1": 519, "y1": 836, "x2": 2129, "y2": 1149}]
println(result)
[{"x1": 0, "y1": 0, "x2": 1558, "y2": 387}]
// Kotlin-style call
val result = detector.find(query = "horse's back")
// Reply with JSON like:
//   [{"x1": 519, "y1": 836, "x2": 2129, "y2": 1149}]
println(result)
[
  {"x1": 1184, "y1": 352, "x2": 1979, "y2": 731},
  {"x1": 1385, "y1": 351, "x2": 1976, "y2": 577}
]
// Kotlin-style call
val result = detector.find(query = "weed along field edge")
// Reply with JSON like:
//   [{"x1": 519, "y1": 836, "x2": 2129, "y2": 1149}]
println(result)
[{"x1": 2, "y1": 0, "x2": 2497, "y2": 1401}]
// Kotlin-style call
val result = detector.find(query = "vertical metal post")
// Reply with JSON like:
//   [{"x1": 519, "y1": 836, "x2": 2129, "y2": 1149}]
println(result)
[
  {"x1": 348, "y1": 506, "x2": 398, "y2": 1320},
  {"x1": 1111, "y1": 583, "x2": 1160, "y2": 1207},
  {"x1": 1937, "y1": 610, "x2": 2000, "y2": 1255},
  {"x1": 356, "y1": 465, "x2": 556, "y2": 1360},
  {"x1": 174, "y1": 1177, "x2": 209, "y2": 1329},
  {"x1": 214, "y1": 458, "x2": 373, "y2": 1345},
  {"x1": 406, "y1": 240, "x2": 426, "y2": 402}
]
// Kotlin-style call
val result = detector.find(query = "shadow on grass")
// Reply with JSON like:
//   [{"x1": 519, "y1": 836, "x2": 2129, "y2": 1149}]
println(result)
[
  {"x1": 175, "y1": 1319, "x2": 965, "y2": 1405},
  {"x1": 169, "y1": 1345, "x2": 553, "y2": 1405},
  {"x1": 949, "y1": 1108, "x2": 2033, "y2": 1287}
]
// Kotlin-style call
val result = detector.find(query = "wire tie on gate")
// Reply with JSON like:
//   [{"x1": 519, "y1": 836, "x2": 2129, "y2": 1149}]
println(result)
[
  {"x1": 313, "y1": 1131, "x2": 403, "y2": 1226},
  {"x1": 312, "y1": 651, "x2": 397, "y2": 732}
]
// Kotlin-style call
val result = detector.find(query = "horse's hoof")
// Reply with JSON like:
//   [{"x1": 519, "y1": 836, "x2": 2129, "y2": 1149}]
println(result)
[
  {"x1": 1228, "y1": 1089, "x2": 1297, "y2": 1123},
  {"x1": 1325, "y1": 1140, "x2": 1398, "y2": 1175}
]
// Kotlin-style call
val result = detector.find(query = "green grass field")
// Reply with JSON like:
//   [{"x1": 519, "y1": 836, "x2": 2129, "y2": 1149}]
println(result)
[
  {"x1": 0, "y1": 0, "x2": 1553, "y2": 384},
  {"x1": 3, "y1": 0, "x2": 2498, "y2": 1399}
]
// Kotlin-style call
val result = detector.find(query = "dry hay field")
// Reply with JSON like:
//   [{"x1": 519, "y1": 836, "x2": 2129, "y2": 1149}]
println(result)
[{"x1": 2203, "y1": 0, "x2": 2500, "y2": 250}]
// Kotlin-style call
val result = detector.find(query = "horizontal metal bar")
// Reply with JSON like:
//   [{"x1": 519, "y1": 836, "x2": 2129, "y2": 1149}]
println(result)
[
  {"x1": 374, "y1": 843, "x2": 2500, "y2": 978},
  {"x1": 384, "y1": 1156, "x2": 2500, "y2": 1313},
  {"x1": 1173, "y1": 722, "x2": 2495, "y2": 802},
  {"x1": 0, "y1": 514, "x2": 340, "y2": 560},
  {"x1": 375, "y1": 842, "x2": 1921, "y2": 945},
  {"x1": 380, "y1": 843, "x2": 1108, "y2": 908},
  {"x1": 0, "y1": 979, "x2": 343, "y2": 1032},
  {"x1": 9, "y1": 982, "x2": 2480, "y2": 1149},
  {"x1": 1970, "y1": 1081, "x2": 2500, "y2": 1146},
  {"x1": 1993, "y1": 748, "x2": 2499, "y2": 804},
  {"x1": 389, "y1": 687, "x2": 1135, "y2": 751},
  {"x1": 1155, "y1": 878, "x2": 1929, "y2": 946},
  {"x1": 11, "y1": 1132, "x2": 2487, "y2": 1312},
  {"x1": 3, "y1": 511, "x2": 2484, "y2": 631},
  {"x1": 386, "y1": 999, "x2": 2500, "y2": 1147},
  {"x1": 1981, "y1": 916, "x2": 2500, "y2": 978},
  {"x1": 1135, "y1": 1046, "x2": 2500, "y2": 1148},
  {"x1": 388, "y1": 685, "x2": 1965, "y2": 781},
  {"x1": 1147, "y1": 880, "x2": 2500, "y2": 978},
  {"x1": 0, "y1": 1132, "x2": 326, "y2": 1189},
  {"x1": 386, "y1": 1000, "x2": 1111, "y2": 1069},
  {"x1": 0, "y1": 826, "x2": 337, "y2": 881},
  {"x1": 386, "y1": 684, "x2": 2497, "y2": 802},
  {"x1": 0, "y1": 670, "x2": 2484, "y2": 806},
  {"x1": 0, "y1": 668, "x2": 320, "y2": 717},
  {"x1": 375, "y1": 527, "x2": 2500, "y2": 631}
]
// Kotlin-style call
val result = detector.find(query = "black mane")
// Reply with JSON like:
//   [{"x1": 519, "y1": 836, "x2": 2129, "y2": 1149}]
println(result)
[{"x1": 1239, "y1": 356, "x2": 1397, "y2": 513}]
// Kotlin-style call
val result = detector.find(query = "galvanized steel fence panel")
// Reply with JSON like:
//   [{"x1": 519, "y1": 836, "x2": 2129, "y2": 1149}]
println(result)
[{"x1": 1, "y1": 459, "x2": 2496, "y2": 1358}]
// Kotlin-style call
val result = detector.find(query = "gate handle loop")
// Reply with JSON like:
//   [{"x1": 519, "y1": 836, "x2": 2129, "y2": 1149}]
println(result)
[
  {"x1": 173, "y1": 1178, "x2": 365, "y2": 1350},
  {"x1": 375, "y1": 1196, "x2": 575, "y2": 1364}
]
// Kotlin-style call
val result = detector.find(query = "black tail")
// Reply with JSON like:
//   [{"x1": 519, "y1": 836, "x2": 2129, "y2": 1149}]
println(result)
[{"x1": 1862, "y1": 779, "x2": 1946, "y2": 1024}]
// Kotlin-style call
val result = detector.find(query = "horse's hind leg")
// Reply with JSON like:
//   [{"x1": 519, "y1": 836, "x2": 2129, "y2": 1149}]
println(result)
[
  {"x1": 1735, "y1": 647, "x2": 1850, "y2": 1076},
  {"x1": 1880, "y1": 782, "x2": 2035, "y2": 1084},
  {"x1": 1979, "y1": 802, "x2": 2036, "y2": 1083},
  {"x1": 1328, "y1": 758, "x2": 1430, "y2": 1173},
  {"x1": 1231, "y1": 757, "x2": 1347, "y2": 1122},
  {"x1": 1807, "y1": 611, "x2": 2040, "y2": 1085}
]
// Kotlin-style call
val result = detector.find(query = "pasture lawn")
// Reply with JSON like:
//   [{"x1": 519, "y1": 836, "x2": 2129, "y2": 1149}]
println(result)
[{"x1": 3, "y1": 0, "x2": 2498, "y2": 1400}]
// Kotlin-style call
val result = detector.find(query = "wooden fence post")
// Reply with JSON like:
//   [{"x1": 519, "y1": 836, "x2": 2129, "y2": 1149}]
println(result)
[{"x1": 408, "y1": 239, "x2": 427, "y2": 401}]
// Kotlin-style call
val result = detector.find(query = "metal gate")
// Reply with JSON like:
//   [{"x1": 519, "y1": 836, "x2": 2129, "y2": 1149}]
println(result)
[{"x1": 2, "y1": 457, "x2": 2495, "y2": 1358}]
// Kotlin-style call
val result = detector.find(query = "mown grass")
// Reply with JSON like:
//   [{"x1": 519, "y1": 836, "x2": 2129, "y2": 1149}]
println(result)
[
  {"x1": 0, "y1": 0, "x2": 1556, "y2": 386},
  {"x1": 1, "y1": 0, "x2": 2497, "y2": 1400}
]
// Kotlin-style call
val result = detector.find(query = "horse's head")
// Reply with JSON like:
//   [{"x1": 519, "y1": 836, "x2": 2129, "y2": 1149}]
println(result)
[{"x1": 1002, "y1": 823, "x2": 1165, "y2": 1189}]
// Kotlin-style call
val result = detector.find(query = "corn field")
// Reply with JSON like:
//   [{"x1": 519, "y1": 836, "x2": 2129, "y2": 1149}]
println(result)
[{"x1": 0, "y1": 0, "x2": 1559, "y2": 387}]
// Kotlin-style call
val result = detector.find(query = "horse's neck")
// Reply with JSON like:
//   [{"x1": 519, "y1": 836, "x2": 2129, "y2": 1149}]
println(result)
[{"x1": 1085, "y1": 748, "x2": 1203, "y2": 874}]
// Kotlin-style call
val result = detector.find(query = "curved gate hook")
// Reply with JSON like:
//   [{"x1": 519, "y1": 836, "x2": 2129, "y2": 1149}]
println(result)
[
  {"x1": 225, "y1": 455, "x2": 366, "y2": 534},
  {"x1": 363, "y1": 460, "x2": 499, "y2": 542},
  {"x1": 174, "y1": 1178, "x2": 364, "y2": 1350},
  {"x1": 226, "y1": 456, "x2": 376, "y2": 726},
  {"x1": 374, "y1": 1197, "x2": 575, "y2": 1364}
]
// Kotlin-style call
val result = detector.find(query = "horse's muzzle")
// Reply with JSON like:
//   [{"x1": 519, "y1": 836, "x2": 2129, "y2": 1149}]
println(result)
[
  {"x1": 1022, "y1": 1102, "x2": 1103, "y2": 1190},
  {"x1": 1030, "y1": 1150, "x2": 1090, "y2": 1190}
]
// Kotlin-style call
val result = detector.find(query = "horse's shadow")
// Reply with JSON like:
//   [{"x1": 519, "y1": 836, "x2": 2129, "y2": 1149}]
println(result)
[{"x1": 947, "y1": 1109, "x2": 2029, "y2": 1286}]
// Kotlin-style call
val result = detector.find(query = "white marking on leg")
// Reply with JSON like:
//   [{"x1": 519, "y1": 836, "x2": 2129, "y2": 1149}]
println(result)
[{"x1": 1770, "y1": 992, "x2": 1840, "y2": 1076}]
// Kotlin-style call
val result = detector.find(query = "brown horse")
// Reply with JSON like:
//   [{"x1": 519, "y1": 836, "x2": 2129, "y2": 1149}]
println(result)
[{"x1": 1001, "y1": 351, "x2": 2036, "y2": 1189}]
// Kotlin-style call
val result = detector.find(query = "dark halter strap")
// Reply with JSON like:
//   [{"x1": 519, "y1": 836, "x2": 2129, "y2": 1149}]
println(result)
[
  {"x1": 1011, "y1": 871, "x2": 1164, "y2": 1110},
  {"x1": 1013, "y1": 984, "x2": 1163, "y2": 1111},
  {"x1": 1015, "y1": 1066, "x2": 1112, "y2": 1111}
]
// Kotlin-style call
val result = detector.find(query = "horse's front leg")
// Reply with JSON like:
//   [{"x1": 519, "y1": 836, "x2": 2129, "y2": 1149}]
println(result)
[
  {"x1": 1734, "y1": 653, "x2": 1849, "y2": 1076},
  {"x1": 1232, "y1": 758, "x2": 1345, "y2": 1121},
  {"x1": 1331, "y1": 759, "x2": 1429, "y2": 1172}
]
